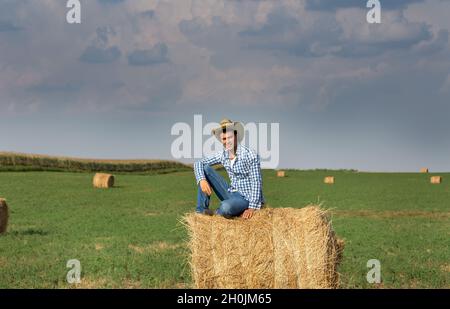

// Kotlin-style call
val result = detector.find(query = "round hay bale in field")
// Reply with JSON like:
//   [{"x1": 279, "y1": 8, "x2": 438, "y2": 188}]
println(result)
[
  {"x1": 0, "y1": 198, "x2": 9, "y2": 234},
  {"x1": 420, "y1": 168, "x2": 429, "y2": 173},
  {"x1": 277, "y1": 170, "x2": 286, "y2": 177},
  {"x1": 183, "y1": 206, "x2": 344, "y2": 289},
  {"x1": 324, "y1": 176, "x2": 335, "y2": 184},
  {"x1": 92, "y1": 173, "x2": 115, "y2": 188},
  {"x1": 430, "y1": 176, "x2": 442, "y2": 184}
]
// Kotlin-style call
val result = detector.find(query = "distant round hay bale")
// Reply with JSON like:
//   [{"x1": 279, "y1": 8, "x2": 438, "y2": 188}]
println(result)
[
  {"x1": 277, "y1": 170, "x2": 286, "y2": 177},
  {"x1": 0, "y1": 198, "x2": 9, "y2": 234},
  {"x1": 430, "y1": 176, "x2": 442, "y2": 184},
  {"x1": 184, "y1": 206, "x2": 344, "y2": 289},
  {"x1": 420, "y1": 168, "x2": 429, "y2": 173},
  {"x1": 324, "y1": 176, "x2": 335, "y2": 184},
  {"x1": 92, "y1": 173, "x2": 115, "y2": 188}
]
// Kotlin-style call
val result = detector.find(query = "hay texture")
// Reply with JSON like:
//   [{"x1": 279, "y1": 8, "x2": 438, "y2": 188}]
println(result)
[
  {"x1": 430, "y1": 176, "x2": 442, "y2": 184},
  {"x1": 324, "y1": 176, "x2": 335, "y2": 184},
  {"x1": 184, "y1": 206, "x2": 344, "y2": 289},
  {"x1": 277, "y1": 171, "x2": 286, "y2": 177},
  {"x1": 420, "y1": 168, "x2": 429, "y2": 173},
  {"x1": 0, "y1": 198, "x2": 9, "y2": 234},
  {"x1": 92, "y1": 173, "x2": 115, "y2": 188}
]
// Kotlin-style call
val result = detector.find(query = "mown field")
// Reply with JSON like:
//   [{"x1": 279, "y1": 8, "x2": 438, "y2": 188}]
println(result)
[{"x1": 0, "y1": 170, "x2": 449, "y2": 288}]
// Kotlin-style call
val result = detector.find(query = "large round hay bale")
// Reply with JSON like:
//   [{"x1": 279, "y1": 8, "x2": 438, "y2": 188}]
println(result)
[
  {"x1": 184, "y1": 206, "x2": 344, "y2": 289},
  {"x1": 430, "y1": 176, "x2": 442, "y2": 184},
  {"x1": 420, "y1": 168, "x2": 429, "y2": 173},
  {"x1": 0, "y1": 198, "x2": 9, "y2": 234},
  {"x1": 324, "y1": 176, "x2": 335, "y2": 184},
  {"x1": 92, "y1": 173, "x2": 115, "y2": 188}
]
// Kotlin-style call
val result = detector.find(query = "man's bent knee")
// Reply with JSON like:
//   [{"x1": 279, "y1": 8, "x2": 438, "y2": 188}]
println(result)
[{"x1": 203, "y1": 165, "x2": 214, "y2": 176}]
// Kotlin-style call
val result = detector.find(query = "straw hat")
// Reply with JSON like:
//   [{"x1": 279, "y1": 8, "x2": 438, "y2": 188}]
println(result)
[{"x1": 211, "y1": 118, "x2": 244, "y2": 143}]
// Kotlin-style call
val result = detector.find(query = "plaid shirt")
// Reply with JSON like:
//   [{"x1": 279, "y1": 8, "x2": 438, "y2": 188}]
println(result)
[{"x1": 194, "y1": 144, "x2": 265, "y2": 210}]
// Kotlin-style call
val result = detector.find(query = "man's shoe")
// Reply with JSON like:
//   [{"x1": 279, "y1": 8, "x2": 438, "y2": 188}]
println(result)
[{"x1": 203, "y1": 209, "x2": 214, "y2": 216}]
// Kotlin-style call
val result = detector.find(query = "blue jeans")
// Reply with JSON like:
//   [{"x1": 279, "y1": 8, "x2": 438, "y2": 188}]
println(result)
[{"x1": 196, "y1": 165, "x2": 249, "y2": 218}]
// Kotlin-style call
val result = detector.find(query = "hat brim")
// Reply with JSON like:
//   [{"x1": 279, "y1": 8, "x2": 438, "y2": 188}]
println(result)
[{"x1": 212, "y1": 122, "x2": 244, "y2": 143}]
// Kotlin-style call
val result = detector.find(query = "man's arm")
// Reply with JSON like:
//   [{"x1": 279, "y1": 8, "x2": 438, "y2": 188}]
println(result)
[
  {"x1": 247, "y1": 154, "x2": 263, "y2": 210},
  {"x1": 194, "y1": 152, "x2": 222, "y2": 185},
  {"x1": 241, "y1": 154, "x2": 263, "y2": 219}
]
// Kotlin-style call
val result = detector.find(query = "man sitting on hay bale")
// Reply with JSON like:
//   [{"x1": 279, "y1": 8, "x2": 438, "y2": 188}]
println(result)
[{"x1": 194, "y1": 118, "x2": 265, "y2": 219}]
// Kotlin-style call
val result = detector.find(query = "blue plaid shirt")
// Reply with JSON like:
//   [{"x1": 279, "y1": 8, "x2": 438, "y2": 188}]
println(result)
[{"x1": 194, "y1": 144, "x2": 265, "y2": 210}]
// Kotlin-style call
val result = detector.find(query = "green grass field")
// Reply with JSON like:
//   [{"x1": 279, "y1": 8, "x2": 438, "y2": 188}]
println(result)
[{"x1": 0, "y1": 170, "x2": 449, "y2": 288}]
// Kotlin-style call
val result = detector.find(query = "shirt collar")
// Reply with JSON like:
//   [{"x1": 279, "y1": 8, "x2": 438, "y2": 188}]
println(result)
[{"x1": 224, "y1": 144, "x2": 242, "y2": 160}]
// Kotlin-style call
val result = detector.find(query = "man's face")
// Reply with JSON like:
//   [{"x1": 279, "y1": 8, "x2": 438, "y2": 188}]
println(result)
[{"x1": 220, "y1": 130, "x2": 236, "y2": 151}]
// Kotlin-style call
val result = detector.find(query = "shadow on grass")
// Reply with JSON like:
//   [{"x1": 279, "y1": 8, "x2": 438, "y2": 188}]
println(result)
[
  {"x1": 92, "y1": 186, "x2": 125, "y2": 190},
  {"x1": 8, "y1": 228, "x2": 49, "y2": 236}
]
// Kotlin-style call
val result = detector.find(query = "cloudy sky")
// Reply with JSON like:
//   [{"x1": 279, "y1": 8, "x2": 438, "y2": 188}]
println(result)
[{"x1": 1, "y1": 0, "x2": 449, "y2": 171}]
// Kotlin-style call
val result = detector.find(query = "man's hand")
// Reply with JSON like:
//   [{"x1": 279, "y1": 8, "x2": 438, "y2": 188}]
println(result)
[
  {"x1": 241, "y1": 208, "x2": 255, "y2": 219},
  {"x1": 200, "y1": 179, "x2": 212, "y2": 196}
]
